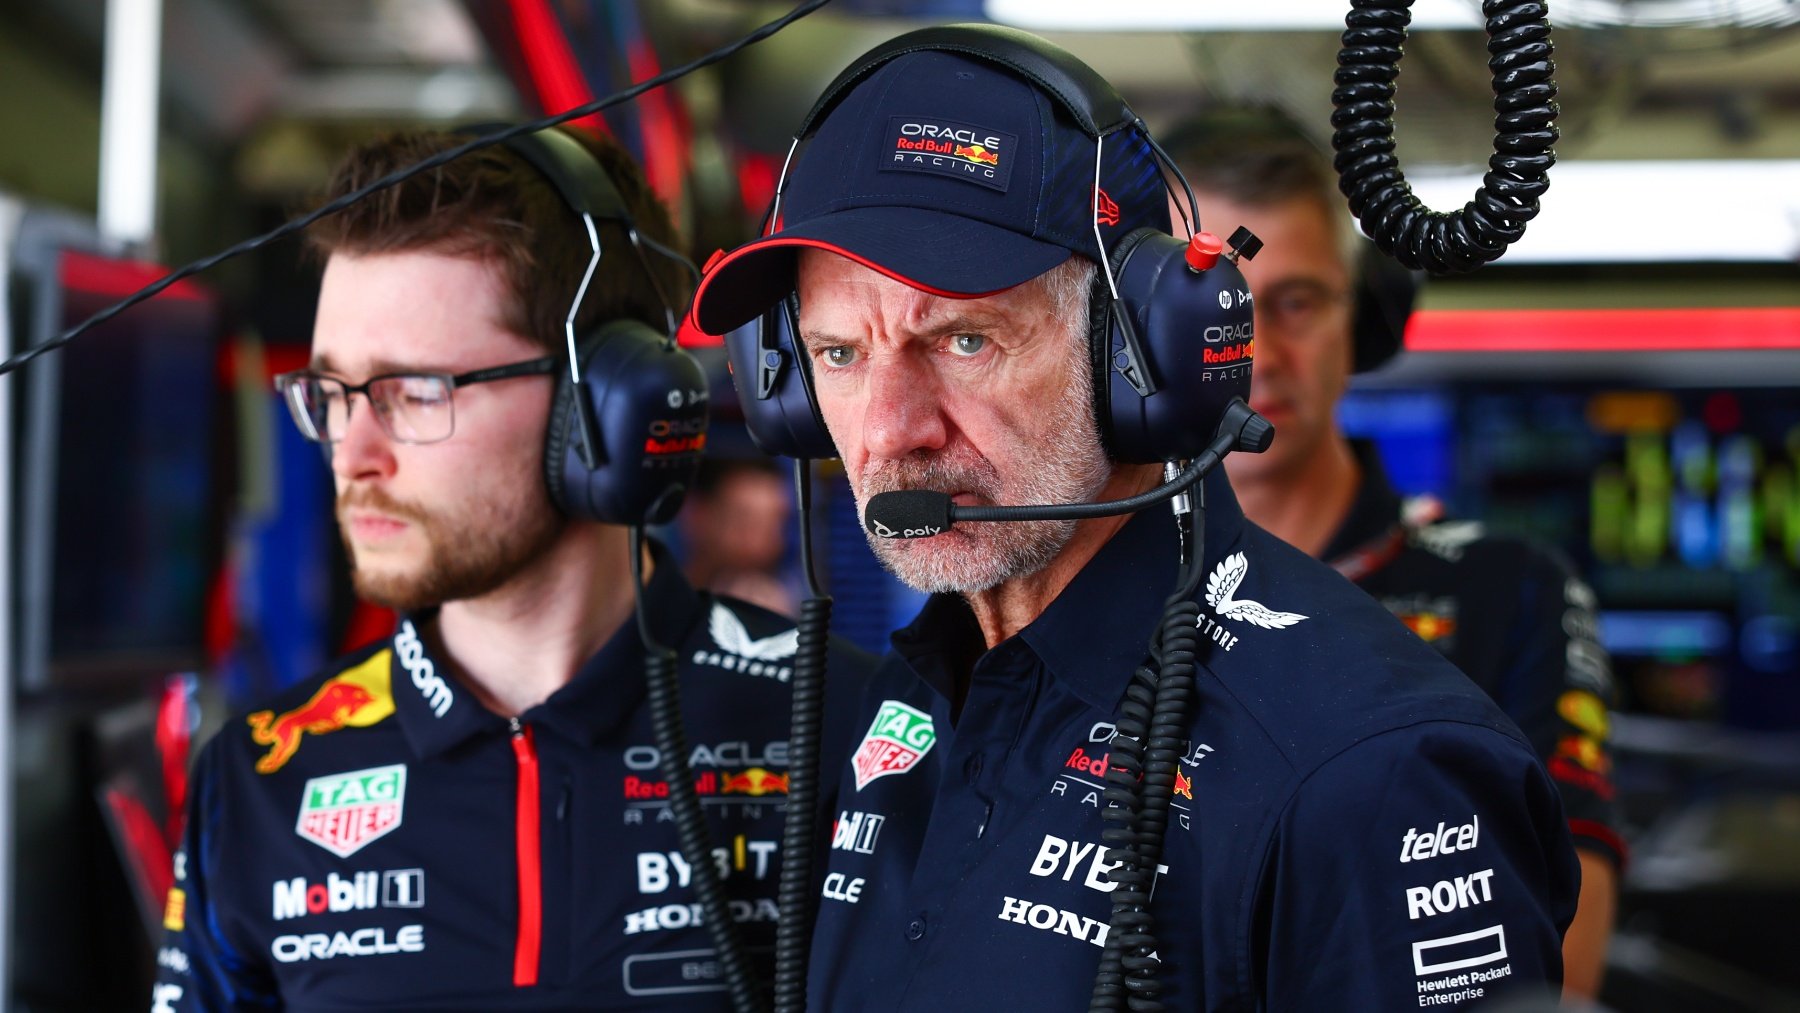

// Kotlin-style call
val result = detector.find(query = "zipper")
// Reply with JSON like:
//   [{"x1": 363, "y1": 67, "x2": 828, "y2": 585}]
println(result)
[{"x1": 509, "y1": 716, "x2": 542, "y2": 987}]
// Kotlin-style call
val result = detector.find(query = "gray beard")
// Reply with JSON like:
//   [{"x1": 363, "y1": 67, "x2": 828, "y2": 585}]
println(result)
[{"x1": 852, "y1": 378, "x2": 1111, "y2": 595}]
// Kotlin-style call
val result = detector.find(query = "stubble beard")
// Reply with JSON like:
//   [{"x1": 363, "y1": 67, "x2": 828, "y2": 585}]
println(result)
[
  {"x1": 338, "y1": 484, "x2": 566, "y2": 613},
  {"x1": 853, "y1": 373, "x2": 1112, "y2": 595}
]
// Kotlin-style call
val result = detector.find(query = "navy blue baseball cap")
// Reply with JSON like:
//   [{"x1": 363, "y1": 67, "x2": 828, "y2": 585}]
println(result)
[{"x1": 690, "y1": 46, "x2": 1171, "y2": 336}]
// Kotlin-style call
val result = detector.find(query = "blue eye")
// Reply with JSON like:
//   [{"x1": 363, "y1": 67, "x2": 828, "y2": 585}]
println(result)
[
  {"x1": 949, "y1": 334, "x2": 986, "y2": 357},
  {"x1": 822, "y1": 346, "x2": 858, "y2": 368}
]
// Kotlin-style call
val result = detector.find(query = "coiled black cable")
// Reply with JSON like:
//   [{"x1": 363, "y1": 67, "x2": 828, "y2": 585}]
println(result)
[
  {"x1": 1089, "y1": 530, "x2": 1205, "y2": 1012},
  {"x1": 1092, "y1": 405, "x2": 1274, "y2": 1011},
  {"x1": 633, "y1": 527, "x2": 765, "y2": 1013},
  {"x1": 1331, "y1": 0, "x2": 1558, "y2": 273},
  {"x1": 772, "y1": 460, "x2": 832, "y2": 1013},
  {"x1": 1091, "y1": 658, "x2": 1153, "y2": 1009}
]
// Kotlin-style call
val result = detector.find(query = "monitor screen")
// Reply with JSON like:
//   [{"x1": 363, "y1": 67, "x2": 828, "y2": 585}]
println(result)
[{"x1": 22, "y1": 250, "x2": 223, "y2": 688}]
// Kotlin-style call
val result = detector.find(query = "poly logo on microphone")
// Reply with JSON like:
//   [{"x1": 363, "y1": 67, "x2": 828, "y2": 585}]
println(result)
[{"x1": 865, "y1": 517, "x2": 943, "y2": 540}]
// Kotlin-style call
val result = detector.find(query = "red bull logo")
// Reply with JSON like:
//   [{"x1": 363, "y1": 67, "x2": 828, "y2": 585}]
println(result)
[
  {"x1": 720, "y1": 767, "x2": 789, "y2": 797},
  {"x1": 1065, "y1": 747, "x2": 1109, "y2": 777},
  {"x1": 1557, "y1": 690, "x2": 1610, "y2": 739},
  {"x1": 1399, "y1": 612, "x2": 1458, "y2": 644},
  {"x1": 247, "y1": 654, "x2": 395, "y2": 774},
  {"x1": 1555, "y1": 734, "x2": 1608, "y2": 775},
  {"x1": 1174, "y1": 769, "x2": 1193, "y2": 801},
  {"x1": 953, "y1": 143, "x2": 1002, "y2": 167}
]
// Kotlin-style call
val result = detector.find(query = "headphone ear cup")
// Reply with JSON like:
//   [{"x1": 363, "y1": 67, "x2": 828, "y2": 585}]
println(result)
[
  {"x1": 722, "y1": 296, "x2": 837, "y2": 459},
  {"x1": 1085, "y1": 256, "x2": 1116, "y2": 457},
  {"x1": 545, "y1": 320, "x2": 709, "y2": 525},
  {"x1": 543, "y1": 358, "x2": 579, "y2": 511},
  {"x1": 1104, "y1": 229, "x2": 1256, "y2": 462}
]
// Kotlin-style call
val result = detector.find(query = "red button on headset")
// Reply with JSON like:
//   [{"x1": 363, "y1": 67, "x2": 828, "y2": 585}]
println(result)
[{"x1": 1185, "y1": 232, "x2": 1225, "y2": 272}]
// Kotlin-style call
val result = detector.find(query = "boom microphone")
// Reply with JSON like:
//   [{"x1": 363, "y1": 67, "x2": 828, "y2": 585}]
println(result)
[{"x1": 865, "y1": 400, "x2": 1272, "y2": 539}]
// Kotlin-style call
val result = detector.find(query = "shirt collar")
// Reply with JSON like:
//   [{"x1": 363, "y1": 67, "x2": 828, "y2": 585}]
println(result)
[
  {"x1": 389, "y1": 537, "x2": 705, "y2": 758},
  {"x1": 1319, "y1": 439, "x2": 1402, "y2": 563},
  {"x1": 888, "y1": 466, "x2": 1251, "y2": 715}
]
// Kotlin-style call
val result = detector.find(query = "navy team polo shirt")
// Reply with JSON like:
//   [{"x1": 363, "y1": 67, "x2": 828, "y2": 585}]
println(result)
[
  {"x1": 809, "y1": 469, "x2": 1581, "y2": 1011},
  {"x1": 153, "y1": 539, "x2": 870, "y2": 1011}
]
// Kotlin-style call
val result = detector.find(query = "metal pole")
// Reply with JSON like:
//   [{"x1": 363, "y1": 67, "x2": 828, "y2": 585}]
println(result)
[{"x1": 0, "y1": 195, "x2": 25, "y2": 1013}]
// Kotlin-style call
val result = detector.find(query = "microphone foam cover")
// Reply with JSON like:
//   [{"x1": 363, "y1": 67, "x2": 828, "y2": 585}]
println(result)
[{"x1": 864, "y1": 490, "x2": 954, "y2": 539}]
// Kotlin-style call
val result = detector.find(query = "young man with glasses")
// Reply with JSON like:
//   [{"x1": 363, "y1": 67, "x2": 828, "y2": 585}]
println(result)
[
  {"x1": 1165, "y1": 108, "x2": 1623, "y2": 999},
  {"x1": 151, "y1": 127, "x2": 869, "y2": 1011}
]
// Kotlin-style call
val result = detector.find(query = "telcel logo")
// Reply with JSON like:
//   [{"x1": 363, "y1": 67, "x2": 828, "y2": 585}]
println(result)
[{"x1": 1399, "y1": 815, "x2": 1480, "y2": 863}]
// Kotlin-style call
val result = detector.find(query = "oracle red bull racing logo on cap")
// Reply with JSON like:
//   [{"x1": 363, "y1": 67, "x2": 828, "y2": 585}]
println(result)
[
  {"x1": 247, "y1": 653, "x2": 395, "y2": 774},
  {"x1": 852, "y1": 700, "x2": 937, "y2": 790},
  {"x1": 884, "y1": 116, "x2": 1017, "y2": 192},
  {"x1": 296, "y1": 764, "x2": 406, "y2": 858}
]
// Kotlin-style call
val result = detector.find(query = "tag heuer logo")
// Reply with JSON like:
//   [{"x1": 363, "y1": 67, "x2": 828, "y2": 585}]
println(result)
[
  {"x1": 296, "y1": 765, "x2": 406, "y2": 858},
  {"x1": 852, "y1": 701, "x2": 937, "y2": 791}
]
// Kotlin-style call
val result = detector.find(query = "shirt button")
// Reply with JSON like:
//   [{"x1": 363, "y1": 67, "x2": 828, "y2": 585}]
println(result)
[{"x1": 905, "y1": 916, "x2": 927, "y2": 941}]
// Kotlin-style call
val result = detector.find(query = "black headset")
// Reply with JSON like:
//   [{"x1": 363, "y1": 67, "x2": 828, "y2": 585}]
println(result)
[
  {"x1": 488, "y1": 126, "x2": 709, "y2": 526},
  {"x1": 720, "y1": 24, "x2": 1261, "y2": 467}
]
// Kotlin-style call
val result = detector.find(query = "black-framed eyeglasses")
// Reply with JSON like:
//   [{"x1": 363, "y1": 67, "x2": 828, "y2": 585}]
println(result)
[{"x1": 273, "y1": 357, "x2": 557, "y2": 445}]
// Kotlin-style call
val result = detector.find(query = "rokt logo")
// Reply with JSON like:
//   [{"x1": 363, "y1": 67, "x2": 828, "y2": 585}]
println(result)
[{"x1": 1406, "y1": 868, "x2": 1497, "y2": 920}]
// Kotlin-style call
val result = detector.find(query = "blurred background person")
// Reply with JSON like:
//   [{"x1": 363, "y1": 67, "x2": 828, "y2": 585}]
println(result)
[
  {"x1": 1164, "y1": 106, "x2": 1622, "y2": 998},
  {"x1": 679, "y1": 455, "x2": 798, "y2": 616}
]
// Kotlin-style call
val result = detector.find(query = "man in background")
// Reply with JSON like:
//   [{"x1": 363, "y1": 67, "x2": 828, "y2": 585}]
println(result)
[
  {"x1": 679, "y1": 456, "x2": 797, "y2": 615},
  {"x1": 1166, "y1": 106, "x2": 1623, "y2": 999}
]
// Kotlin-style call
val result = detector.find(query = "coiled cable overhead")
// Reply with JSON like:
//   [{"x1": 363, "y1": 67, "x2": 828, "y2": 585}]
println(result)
[{"x1": 1331, "y1": 0, "x2": 1559, "y2": 273}]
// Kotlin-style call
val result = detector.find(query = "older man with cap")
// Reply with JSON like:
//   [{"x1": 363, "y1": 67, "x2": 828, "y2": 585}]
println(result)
[{"x1": 694, "y1": 26, "x2": 1579, "y2": 1012}]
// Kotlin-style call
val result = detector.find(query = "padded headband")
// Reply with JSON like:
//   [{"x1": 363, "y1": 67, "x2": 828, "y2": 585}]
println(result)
[
  {"x1": 463, "y1": 123, "x2": 634, "y2": 226},
  {"x1": 799, "y1": 23, "x2": 1137, "y2": 141}
]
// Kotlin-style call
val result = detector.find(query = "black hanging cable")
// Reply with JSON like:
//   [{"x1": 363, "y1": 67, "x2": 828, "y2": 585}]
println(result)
[
  {"x1": 1331, "y1": 0, "x2": 1558, "y2": 273},
  {"x1": 0, "y1": 0, "x2": 834, "y2": 378},
  {"x1": 634, "y1": 229, "x2": 704, "y2": 288},
  {"x1": 632, "y1": 526, "x2": 766, "y2": 1013},
  {"x1": 1093, "y1": 410, "x2": 1259, "y2": 1013},
  {"x1": 1089, "y1": 512, "x2": 1203, "y2": 1013},
  {"x1": 1141, "y1": 123, "x2": 1200, "y2": 240},
  {"x1": 773, "y1": 459, "x2": 832, "y2": 1013}
]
